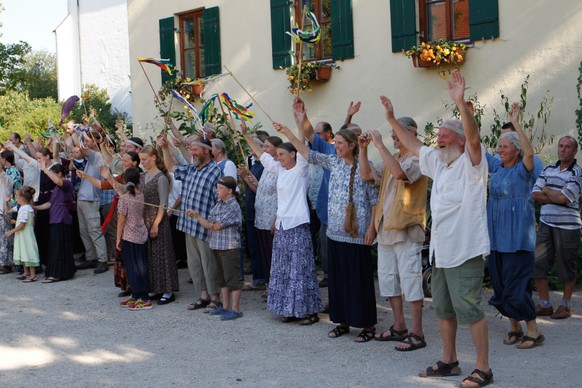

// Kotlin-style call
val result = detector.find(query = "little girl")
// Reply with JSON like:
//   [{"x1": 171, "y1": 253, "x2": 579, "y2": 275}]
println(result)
[
  {"x1": 187, "y1": 176, "x2": 243, "y2": 321},
  {"x1": 4, "y1": 186, "x2": 40, "y2": 282},
  {"x1": 116, "y1": 167, "x2": 152, "y2": 311}
]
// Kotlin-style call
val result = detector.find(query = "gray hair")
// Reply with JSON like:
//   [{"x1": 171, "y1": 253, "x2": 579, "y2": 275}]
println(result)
[
  {"x1": 499, "y1": 132, "x2": 523, "y2": 159},
  {"x1": 211, "y1": 138, "x2": 226, "y2": 154}
]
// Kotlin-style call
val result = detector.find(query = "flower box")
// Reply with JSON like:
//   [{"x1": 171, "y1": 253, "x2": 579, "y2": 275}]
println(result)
[
  {"x1": 192, "y1": 83, "x2": 205, "y2": 96},
  {"x1": 315, "y1": 66, "x2": 332, "y2": 80},
  {"x1": 406, "y1": 39, "x2": 467, "y2": 69}
]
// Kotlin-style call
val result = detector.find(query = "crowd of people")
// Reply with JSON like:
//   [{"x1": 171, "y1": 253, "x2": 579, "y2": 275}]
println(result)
[{"x1": 1, "y1": 70, "x2": 580, "y2": 387}]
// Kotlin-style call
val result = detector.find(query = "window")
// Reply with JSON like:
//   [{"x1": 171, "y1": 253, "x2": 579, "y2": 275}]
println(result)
[
  {"x1": 419, "y1": 0, "x2": 470, "y2": 42},
  {"x1": 390, "y1": 0, "x2": 499, "y2": 53},
  {"x1": 270, "y1": 0, "x2": 353, "y2": 69},
  {"x1": 294, "y1": 0, "x2": 332, "y2": 61},
  {"x1": 158, "y1": 7, "x2": 221, "y2": 82}
]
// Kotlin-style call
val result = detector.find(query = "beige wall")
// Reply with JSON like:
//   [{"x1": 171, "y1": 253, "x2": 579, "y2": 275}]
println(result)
[{"x1": 128, "y1": 0, "x2": 582, "y2": 158}]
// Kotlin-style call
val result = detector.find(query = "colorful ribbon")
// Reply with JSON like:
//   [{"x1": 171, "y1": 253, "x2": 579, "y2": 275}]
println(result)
[
  {"x1": 137, "y1": 57, "x2": 174, "y2": 75},
  {"x1": 220, "y1": 93, "x2": 255, "y2": 123}
]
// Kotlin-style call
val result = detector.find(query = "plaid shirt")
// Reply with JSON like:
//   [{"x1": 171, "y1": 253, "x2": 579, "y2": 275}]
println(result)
[
  {"x1": 174, "y1": 160, "x2": 222, "y2": 241},
  {"x1": 208, "y1": 197, "x2": 242, "y2": 250}
]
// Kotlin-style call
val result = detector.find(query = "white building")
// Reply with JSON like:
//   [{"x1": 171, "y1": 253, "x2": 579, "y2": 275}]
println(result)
[{"x1": 54, "y1": 0, "x2": 132, "y2": 117}]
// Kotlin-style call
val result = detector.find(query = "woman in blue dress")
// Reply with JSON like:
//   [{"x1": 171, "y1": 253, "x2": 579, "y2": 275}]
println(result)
[{"x1": 486, "y1": 103, "x2": 543, "y2": 349}]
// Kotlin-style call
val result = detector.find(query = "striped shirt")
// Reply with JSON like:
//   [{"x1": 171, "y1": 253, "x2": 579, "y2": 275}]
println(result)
[
  {"x1": 532, "y1": 159, "x2": 582, "y2": 229},
  {"x1": 208, "y1": 197, "x2": 242, "y2": 250},
  {"x1": 174, "y1": 160, "x2": 222, "y2": 241}
]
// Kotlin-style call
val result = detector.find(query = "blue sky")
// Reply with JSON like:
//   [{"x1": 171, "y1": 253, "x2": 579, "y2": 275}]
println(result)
[{"x1": 1, "y1": 0, "x2": 67, "y2": 52}]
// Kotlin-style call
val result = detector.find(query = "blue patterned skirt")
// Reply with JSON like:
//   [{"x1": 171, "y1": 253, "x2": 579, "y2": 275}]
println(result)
[{"x1": 267, "y1": 223, "x2": 322, "y2": 317}]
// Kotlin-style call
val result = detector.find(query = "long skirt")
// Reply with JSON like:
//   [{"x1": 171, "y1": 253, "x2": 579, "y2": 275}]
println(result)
[
  {"x1": 487, "y1": 250, "x2": 536, "y2": 322},
  {"x1": 328, "y1": 239, "x2": 377, "y2": 328},
  {"x1": 0, "y1": 216, "x2": 14, "y2": 267},
  {"x1": 267, "y1": 223, "x2": 322, "y2": 318},
  {"x1": 45, "y1": 223, "x2": 76, "y2": 280}
]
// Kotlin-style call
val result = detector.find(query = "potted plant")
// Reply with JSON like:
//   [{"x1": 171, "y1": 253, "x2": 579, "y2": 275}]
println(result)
[
  {"x1": 405, "y1": 39, "x2": 467, "y2": 68},
  {"x1": 285, "y1": 61, "x2": 339, "y2": 94}
]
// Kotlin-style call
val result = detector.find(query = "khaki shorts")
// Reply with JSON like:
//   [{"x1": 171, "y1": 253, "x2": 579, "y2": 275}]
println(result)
[
  {"x1": 215, "y1": 249, "x2": 244, "y2": 291},
  {"x1": 431, "y1": 256, "x2": 485, "y2": 325}
]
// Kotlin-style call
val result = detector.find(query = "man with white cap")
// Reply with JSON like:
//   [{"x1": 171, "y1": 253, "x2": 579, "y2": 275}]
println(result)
[{"x1": 381, "y1": 70, "x2": 492, "y2": 387}]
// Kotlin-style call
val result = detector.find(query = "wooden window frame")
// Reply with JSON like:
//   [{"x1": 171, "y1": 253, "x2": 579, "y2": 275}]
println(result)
[
  {"x1": 179, "y1": 9, "x2": 205, "y2": 79},
  {"x1": 418, "y1": 0, "x2": 470, "y2": 43},
  {"x1": 293, "y1": 0, "x2": 332, "y2": 61}
]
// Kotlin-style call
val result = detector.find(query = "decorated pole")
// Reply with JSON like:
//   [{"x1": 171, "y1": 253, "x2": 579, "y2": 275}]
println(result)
[
  {"x1": 294, "y1": 6, "x2": 307, "y2": 96},
  {"x1": 217, "y1": 98, "x2": 245, "y2": 165},
  {"x1": 223, "y1": 65, "x2": 275, "y2": 123},
  {"x1": 138, "y1": 61, "x2": 164, "y2": 107}
]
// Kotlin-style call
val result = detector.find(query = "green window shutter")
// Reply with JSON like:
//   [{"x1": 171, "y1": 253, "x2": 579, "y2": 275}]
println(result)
[
  {"x1": 270, "y1": 0, "x2": 292, "y2": 69},
  {"x1": 159, "y1": 17, "x2": 176, "y2": 84},
  {"x1": 390, "y1": 0, "x2": 417, "y2": 53},
  {"x1": 204, "y1": 7, "x2": 222, "y2": 76},
  {"x1": 331, "y1": 0, "x2": 354, "y2": 60},
  {"x1": 469, "y1": 0, "x2": 499, "y2": 41}
]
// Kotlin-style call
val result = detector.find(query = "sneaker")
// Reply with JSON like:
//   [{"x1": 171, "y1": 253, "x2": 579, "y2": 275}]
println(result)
[
  {"x1": 535, "y1": 304, "x2": 553, "y2": 316},
  {"x1": 128, "y1": 299, "x2": 153, "y2": 311},
  {"x1": 119, "y1": 298, "x2": 137, "y2": 308},
  {"x1": 220, "y1": 310, "x2": 243, "y2": 321},
  {"x1": 551, "y1": 305, "x2": 572, "y2": 319},
  {"x1": 93, "y1": 262, "x2": 109, "y2": 274},
  {"x1": 210, "y1": 306, "x2": 227, "y2": 316}
]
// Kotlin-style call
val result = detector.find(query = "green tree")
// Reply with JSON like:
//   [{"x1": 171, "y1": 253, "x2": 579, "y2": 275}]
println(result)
[
  {"x1": 21, "y1": 50, "x2": 58, "y2": 100},
  {"x1": 0, "y1": 90, "x2": 60, "y2": 139},
  {"x1": 0, "y1": 41, "x2": 31, "y2": 94}
]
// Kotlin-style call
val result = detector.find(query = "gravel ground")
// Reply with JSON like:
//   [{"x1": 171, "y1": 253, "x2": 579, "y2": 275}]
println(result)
[{"x1": 0, "y1": 265, "x2": 580, "y2": 387}]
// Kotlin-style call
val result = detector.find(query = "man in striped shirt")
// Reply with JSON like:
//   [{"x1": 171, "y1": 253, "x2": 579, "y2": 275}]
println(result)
[{"x1": 532, "y1": 135, "x2": 582, "y2": 319}]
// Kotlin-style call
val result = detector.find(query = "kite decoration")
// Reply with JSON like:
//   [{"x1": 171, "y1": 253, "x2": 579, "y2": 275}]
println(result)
[
  {"x1": 286, "y1": 7, "x2": 321, "y2": 44},
  {"x1": 58, "y1": 95, "x2": 80, "y2": 126},
  {"x1": 198, "y1": 94, "x2": 219, "y2": 124},
  {"x1": 220, "y1": 93, "x2": 255, "y2": 123},
  {"x1": 137, "y1": 57, "x2": 174, "y2": 75}
]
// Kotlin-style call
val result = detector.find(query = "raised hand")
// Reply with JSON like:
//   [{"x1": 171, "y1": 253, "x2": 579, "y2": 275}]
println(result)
[
  {"x1": 347, "y1": 101, "x2": 361, "y2": 117},
  {"x1": 447, "y1": 70, "x2": 466, "y2": 103},
  {"x1": 272, "y1": 122, "x2": 288, "y2": 135},
  {"x1": 292, "y1": 96, "x2": 306, "y2": 124},
  {"x1": 368, "y1": 130, "x2": 383, "y2": 147},
  {"x1": 507, "y1": 102, "x2": 521, "y2": 124},
  {"x1": 380, "y1": 96, "x2": 395, "y2": 121},
  {"x1": 239, "y1": 121, "x2": 248, "y2": 136},
  {"x1": 358, "y1": 132, "x2": 371, "y2": 148}
]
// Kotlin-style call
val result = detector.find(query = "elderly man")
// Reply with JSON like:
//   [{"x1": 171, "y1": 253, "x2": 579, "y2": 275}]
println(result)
[
  {"x1": 532, "y1": 136, "x2": 582, "y2": 319},
  {"x1": 160, "y1": 133, "x2": 223, "y2": 311},
  {"x1": 384, "y1": 70, "x2": 492, "y2": 388},
  {"x1": 359, "y1": 118, "x2": 428, "y2": 352}
]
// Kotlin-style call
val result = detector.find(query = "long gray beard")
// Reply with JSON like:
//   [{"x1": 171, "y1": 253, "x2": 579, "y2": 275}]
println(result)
[{"x1": 438, "y1": 146, "x2": 463, "y2": 165}]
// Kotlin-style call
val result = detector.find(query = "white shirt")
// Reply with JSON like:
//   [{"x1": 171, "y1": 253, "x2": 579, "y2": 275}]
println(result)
[
  {"x1": 260, "y1": 152, "x2": 310, "y2": 230},
  {"x1": 419, "y1": 144, "x2": 489, "y2": 268},
  {"x1": 15, "y1": 157, "x2": 40, "y2": 202}
]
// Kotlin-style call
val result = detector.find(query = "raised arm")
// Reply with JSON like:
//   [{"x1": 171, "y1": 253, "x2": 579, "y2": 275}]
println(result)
[
  {"x1": 5, "y1": 140, "x2": 36, "y2": 165},
  {"x1": 368, "y1": 130, "x2": 408, "y2": 180},
  {"x1": 344, "y1": 101, "x2": 361, "y2": 125},
  {"x1": 293, "y1": 97, "x2": 315, "y2": 144},
  {"x1": 39, "y1": 159, "x2": 64, "y2": 187},
  {"x1": 240, "y1": 121, "x2": 264, "y2": 159},
  {"x1": 157, "y1": 134, "x2": 176, "y2": 173},
  {"x1": 448, "y1": 70, "x2": 481, "y2": 165},
  {"x1": 380, "y1": 96, "x2": 423, "y2": 157},
  {"x1": 273, "y1": 122, "x2": 309, "y2": 160},
  {"x1": 508, "y1": 102, "x2": 534, "y2": 172}
]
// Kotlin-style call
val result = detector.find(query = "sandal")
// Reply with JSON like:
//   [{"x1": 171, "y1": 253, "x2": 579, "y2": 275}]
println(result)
[
  {"x1": 187, "y1": 298, "x2": 210, "y2": 311},
  {"x1": 22, "y1": 276, "x2": 37, "y2": 283},
  {"x1": 516, "y1": 334, "x2": 544, "y2": 349},
  {"x1": 204, "y1": 300, "x2": 222, "y2": 313},
  {"x1": 328, "y1": 325, "x2": 350, "y2": 338},
  {"x1": 395, "y1": 333, "x2": 427, "y2": 352},
  {"x1": 375, "y1": 325, "x2": 408, "y2": 341},
  {"x1": 503, "y1": 330, "x2": 524, "y2": 345},
  {"x1": 459, "y1": 369, "x2": 493, "y2": 388},
  {"x1": 280, "y1": 316, "x2": 300, "y2": 323},
  {"x1": 419, "y1": 360, "x2": 462, "y2": 378},
  {"x1": 42, "y1": 277, "x2": 60, "y2": 284},
  {"x1": 297, "y1": 314, "x2": 319, "y2": 326},
  {"x1": 354, "y1": 327, "x2": 376, "y2": 343},
  {"x1": 16, "y1": 275, "x2": 28, "y2": 280}
]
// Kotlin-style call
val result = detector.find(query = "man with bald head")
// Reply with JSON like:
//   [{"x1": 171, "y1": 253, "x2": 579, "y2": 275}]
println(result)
[{"x1": 383, "y1": 70, "x2": 492, "y2": 387}]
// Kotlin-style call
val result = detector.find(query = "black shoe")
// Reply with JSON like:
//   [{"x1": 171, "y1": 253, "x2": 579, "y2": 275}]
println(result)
[
  {"x1": 187, "y1": 278, "x2": 193, "y2": 284},
  {"x1": 149, "y1": 293, "x2": 162, "y2": 301},
  {"x1": 93, "y1": 262, "x2": 109, "y2": 274},
  {"x1": 76, "y1": 260, "x2": 98, "y2": 270},
  {"x1": 319, "y1": 278, "x2": 328, "y2": 288},
  {"x1": 158, "y1": 293, "x2": 176, "y2": 305}
]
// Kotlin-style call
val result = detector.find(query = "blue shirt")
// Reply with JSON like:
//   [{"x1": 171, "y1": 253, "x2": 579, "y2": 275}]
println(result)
[
  {"x1": 309, "y1": 135, "x2": 335, "y2": 224},
  {"x1": 486, "y1": 153, "x2": 536, "y2": 252},
  {"x1": 174, "y1": 160, "x2": 222, "y2": 241}
]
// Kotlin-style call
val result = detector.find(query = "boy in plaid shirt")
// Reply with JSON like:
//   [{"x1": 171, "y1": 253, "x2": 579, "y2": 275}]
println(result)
[{"x1": 187, "y1": 176, "x2": 243, "y2": 320}]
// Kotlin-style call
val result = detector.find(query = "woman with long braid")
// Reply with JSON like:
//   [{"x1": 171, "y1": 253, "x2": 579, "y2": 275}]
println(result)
[{"x1": 284, "y1": 109, "x2": 379, "y2": 343}]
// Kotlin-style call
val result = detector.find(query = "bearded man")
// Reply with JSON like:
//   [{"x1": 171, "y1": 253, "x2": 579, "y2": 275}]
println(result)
[{"x1": 381, "y1": 70, "x2": 492, "y2": 388}]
